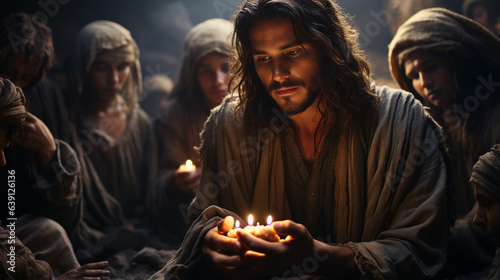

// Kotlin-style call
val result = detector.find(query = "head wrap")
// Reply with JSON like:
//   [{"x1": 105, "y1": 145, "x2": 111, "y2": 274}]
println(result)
[
  {"x1": 66, "y1": 20, "x2": 141, "y2": 107},
  {"x1": 470, "y1": 145, "x2": 500, "y2": 199},
  {"x1": 172, "y1": 18, "x2": 233, "y2": 109},
  {"x1": 388, "y1": 7, "x2": 500, "y2": 92},
  {"x1": 0, "y1": 77, "x2": 26, "y2": 138}
]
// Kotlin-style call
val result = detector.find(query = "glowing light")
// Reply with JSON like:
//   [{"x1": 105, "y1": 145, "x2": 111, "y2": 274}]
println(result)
[
  {"x1": 267, "y1": 215, "x2": 272, "y2": 225},
  {"x1": 235, "y1": 220, "x2": 240, "y2": 228},
  {"x1": 248, "y1": 214, "x2": 253, "y2": 226}
]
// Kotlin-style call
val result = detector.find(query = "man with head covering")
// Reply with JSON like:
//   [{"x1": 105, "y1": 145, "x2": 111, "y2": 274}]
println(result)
[
  {"x1": 0, "y1": 13, "x2": 86, "y2": 276},
  {"x1": 0, "y1": 77, "x2": 110, "y2": 280},
  {"x1": 472, "y1": 145, "x2": 500, "y2": 279},
  {"x1": 148, "y1": 18, "x2": 233, "y2": 247},
  {"x1": 389, "y1": 7, "x2": 500, "y2": 277},
  {"x1": 65, "y1": 20, "x2": 158, "y2": 253},
  {"x1": 151, "y1": 0, "x2": 449, "y2": 279}
]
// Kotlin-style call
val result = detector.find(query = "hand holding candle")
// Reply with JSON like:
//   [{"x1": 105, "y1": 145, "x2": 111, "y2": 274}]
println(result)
[
  {"x1": 178, "y1": 159, "x2": 196, "y2": 172},
  {"x1": 227, "y1": 214, "x2": 280, "y2": 242}
]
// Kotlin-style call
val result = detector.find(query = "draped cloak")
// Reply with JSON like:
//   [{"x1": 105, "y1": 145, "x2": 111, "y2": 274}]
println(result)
[{"x1": 151, "y1": 86, "x2": 449, "y2": 279}]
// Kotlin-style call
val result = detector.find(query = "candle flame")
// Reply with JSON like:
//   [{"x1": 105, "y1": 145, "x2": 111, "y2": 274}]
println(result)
[
  {"x1": 235, "y1": 220, "x2": 240, "y2": 228},
  {"x1": 248, "y1": 214, "x2": 253, "y2": 226},
  {"x1": 267, "y1": 215, "x2": 272, "y2": 225},
  {"x1": 186, "y1": 160, "x2": 193, "y2": 167}
]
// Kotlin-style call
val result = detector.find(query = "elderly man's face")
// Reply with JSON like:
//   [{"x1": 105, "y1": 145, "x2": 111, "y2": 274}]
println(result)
[
  {"x1": 249, "y1": 16, "x2": 322, "y2": 116},
  {"x1": 473, "y1": 184, "x2": 500, "y2": 245}
]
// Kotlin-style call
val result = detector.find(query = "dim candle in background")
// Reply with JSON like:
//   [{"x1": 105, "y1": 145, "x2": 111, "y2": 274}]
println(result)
[{"x1": 179, "y1": 159, "x2": 196, "y2": 172}]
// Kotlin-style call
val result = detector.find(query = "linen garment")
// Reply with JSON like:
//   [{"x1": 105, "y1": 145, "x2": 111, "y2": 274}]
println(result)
[
  {"x1": 65, "y1": 20, "x2": 157, "y2": 248},
  {"x1": 151, "y1": 86, "x2": 449, "y2": 279}
]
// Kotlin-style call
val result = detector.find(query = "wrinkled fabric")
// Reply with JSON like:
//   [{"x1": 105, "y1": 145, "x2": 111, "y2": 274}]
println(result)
[
  {"x1": 65, "y1": 20, "x2": 157, "y2": 249},
  {"x1": 153, "y1": 86, "x2": 449, "y2": 279},
  {"x1": 148, "y1": 18, "x2": 233, "y2": 246},
  {"x1": 66, "y1": 20, "x2": 142, "y2": 107},
  {"x1": 388, "y1": 8, "x2": 500, "y2": 277},
  {"x1": 470, "y1": 144, "x2": 500, "y2": 199},
  {"x1": 0, "y1": 220, "x2": 54, "y2": 280}
]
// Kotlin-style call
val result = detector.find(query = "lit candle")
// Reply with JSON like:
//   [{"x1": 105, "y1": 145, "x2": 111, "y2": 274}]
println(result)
[
  {"x1": 241, "y1": 214, "x2": 280, "y2": 242},
  {"x1": 179, "y1": 159, "x2": 196, "y2": 172}
]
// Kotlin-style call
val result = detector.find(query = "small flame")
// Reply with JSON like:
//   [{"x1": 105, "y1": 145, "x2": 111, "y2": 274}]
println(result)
[
  {"x1": 267, "y1": 215, "x2": 272, "y2": 225},
  {"x1": 248, "y1": 214, "x2": 253, "y2": 226},
  {"x1": 234, "y1": 220, "x2": 240, "y2": 228},
  {"x1": 185, "y1": 160, "x2": 193, "y2": 167}
]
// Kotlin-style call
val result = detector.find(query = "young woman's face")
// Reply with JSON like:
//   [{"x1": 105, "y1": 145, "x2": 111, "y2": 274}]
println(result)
[
  {"x1": 89, "y1": 60, "x2": 131, "y2": 102},
  {"x1": 196, "y1": 53, "x2": 230, "y2": 109},
  {"x1": 404, "y1": 50, "x2": 456, "y2": 108}
]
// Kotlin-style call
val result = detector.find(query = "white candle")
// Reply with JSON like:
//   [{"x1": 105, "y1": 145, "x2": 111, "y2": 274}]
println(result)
[{"x1": 179, "y1": 159, "x2": 196, "y2": 172}]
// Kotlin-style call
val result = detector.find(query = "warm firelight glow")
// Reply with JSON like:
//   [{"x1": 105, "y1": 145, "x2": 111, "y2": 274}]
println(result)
[
  {"x1": 234, "y1": 220, "x2": 240, "y2": 228},
  {"x1": 185, "y1": 160, "x2": 193, "y2": 167},
  {"x1": 267, "y1": 215, "x2": 272, "y2": 225},
  {"x1": 248, "y1": 214, "x2": 253, "y2": 226}
]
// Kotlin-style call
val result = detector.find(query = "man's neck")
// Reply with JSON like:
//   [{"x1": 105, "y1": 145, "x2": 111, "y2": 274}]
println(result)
[{"x1": 289, "y1": 99, "x2": 328, "y2": 164}]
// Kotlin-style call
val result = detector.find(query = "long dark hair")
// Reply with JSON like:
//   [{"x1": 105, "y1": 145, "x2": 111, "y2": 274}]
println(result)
[{"x1": 231, "y1": 0, "x2": 379, "y2": 139}]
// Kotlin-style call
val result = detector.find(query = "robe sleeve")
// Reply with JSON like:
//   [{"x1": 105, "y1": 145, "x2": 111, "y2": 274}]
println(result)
[{"x1": 33, "y1": 139, "x2": 82, "y2": 234}]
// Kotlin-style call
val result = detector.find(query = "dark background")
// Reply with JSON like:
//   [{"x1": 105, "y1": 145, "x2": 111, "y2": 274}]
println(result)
[{"x1": 0, "y1": 0, "x2": 463, "y2": 89}]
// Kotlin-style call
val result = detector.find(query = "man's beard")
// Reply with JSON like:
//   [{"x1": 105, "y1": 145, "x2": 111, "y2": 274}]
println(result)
[{"x1": 267, "y1": 78, "x2": 320, "y2": 116}]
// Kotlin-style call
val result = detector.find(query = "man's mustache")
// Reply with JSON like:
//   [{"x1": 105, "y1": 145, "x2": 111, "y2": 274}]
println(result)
[{"x1": 267, "y1": 79, "x2": 306, "y2": 92}]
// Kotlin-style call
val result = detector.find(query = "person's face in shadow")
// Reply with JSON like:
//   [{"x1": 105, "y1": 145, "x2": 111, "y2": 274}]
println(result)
[
  {"x1": 404, "y1": 50, "x2": 456, "y2": 108},
  {"x1": 474, "y1": 184, "x2": 500, "y2": 246},
  {"x1": 0, "y1": 52, "x2": 41, "y2": 90},
  {"x1": 88, "y1": 60, "x2": 131, "y2": 103},
  {"x1": 196, "y1": 53, "x2": 230, "y2": 109}
]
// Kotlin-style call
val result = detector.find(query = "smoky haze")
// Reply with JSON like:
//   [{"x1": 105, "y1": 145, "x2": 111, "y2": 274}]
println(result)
[{"x1": 2, "y1": 0, "x2": 462, "y2": 88}]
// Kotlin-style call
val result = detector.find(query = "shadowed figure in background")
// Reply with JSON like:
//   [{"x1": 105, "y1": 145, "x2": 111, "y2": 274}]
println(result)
[
  {"x1": 149, "y1": 18, "x2": 233, "y2": 247},
  {"x1": 389, "y1": 7, "x2": 500, "y2": 277},
  {"x1": 471, "y1": 144, "x2": 500, "y2": 280},
  {"x1": 140, "y1": 73, "x2": 174, "y2": 120},
  {"x1": 0, "y1": 77, "x2": 109, "y2": 280},
  {"x1": 64, "y1": 20, "x2": 164, "y2": 267},
  {"x1": 462, "y1": 0, "x2": 500, "y2": 37},
  {"x1": 150, "y1": 0, "x2": 449, "y2": 279},
  {"x1": 0, "y1": 13, "x2": 89, "y2": 277}
]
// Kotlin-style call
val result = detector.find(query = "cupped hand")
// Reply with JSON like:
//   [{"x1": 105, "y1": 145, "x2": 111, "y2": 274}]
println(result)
[
  {"x1": 202, "y1": 216, "x2": 251, "y2": 278},
  {"x1": 236, "y1": 219, "x2": 316, "y2": 277},
  {"x1": 173, "y1": 167, "x2": 201, "y2": 196}
]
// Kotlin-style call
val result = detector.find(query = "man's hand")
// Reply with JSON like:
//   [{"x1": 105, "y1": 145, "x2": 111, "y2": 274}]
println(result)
[
  {"x1": 235, "y1": 219, "x2": 316, "y2": 277},
  {"x1": 56, "y1": 261, "x2": 110, "y2": 280},
  {"x1": 172, "y1": 167, "x2": 201, "y2": 196},
  {"x1": 14, "y1": 112, "x2": 56, "y2": 168},
  {"x1": 202, "y1": 216, "x2": 248, "y2": 278}
]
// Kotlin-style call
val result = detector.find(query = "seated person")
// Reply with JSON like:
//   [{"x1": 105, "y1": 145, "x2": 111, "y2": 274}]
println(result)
[
  {"x1": 151, "y1": 0, "x2": 449, "y2": 279},
  {"x1": 389, "y1": 8, "x2": 500, "y2": 276},
  {"x1": 65, "y1": 20, "x2": 161, "y2": 254},
  {"x1": 0, "y1": 77, "x2": 108, "y2": 280},
  {"x1": 149, "y1": 18, "x2": 233, "y2": 246},
  {"x1": 471, "y1": 144, "x2": 500, "y2": 279}
]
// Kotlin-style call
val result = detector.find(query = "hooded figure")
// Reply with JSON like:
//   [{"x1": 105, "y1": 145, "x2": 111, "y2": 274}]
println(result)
[
  {"x1": 389, "y1": 7, "x2": 500, "y2": 277},
  {"x1": 148, "y1": 18, "x2": 233, "y2": 246},
  {"x1": 389, "y1": 7, "x2": 500, "y2": 217},
  {"x1": 65, "y1": 20, "x2": 157, "y2": 249}
]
